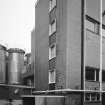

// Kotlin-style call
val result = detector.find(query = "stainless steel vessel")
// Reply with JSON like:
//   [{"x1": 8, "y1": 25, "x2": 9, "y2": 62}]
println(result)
[
  {"x1": 8, "y1": 48, "x2": 25, "y2": 84},
  {"x1": 0, "y1": 44, "x2": 6, "y2": 83}
]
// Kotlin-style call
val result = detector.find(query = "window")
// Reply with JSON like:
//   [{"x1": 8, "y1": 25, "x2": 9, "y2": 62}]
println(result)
[
  {"x1": 85, "y1": 93, "x2": 100, "y2": 102},
  {"x1": 102, "y1": 71, "x2": 105, "y2": 82},
  {"x1": 49, "y1": 83, "x2": 55, "y2": 90},
  {"x1": 49, "y1": 44, "x2": 56, "y2": 60},
  {"x1": 49, "y1": 19, "x2": 56, "y2": 35},
  {"x1": 86, "y1": 20, "x2": 95, "y2": 31},
  {"x1": 49, "y1": 0, "x2": 56, "y2": 12},
  {"x1": 102, "y1": 28, "x2": 105, "y2": 37},
  {"x1": 94, "y1": 23, "x2": 99, "y2": 34},
  {"x1": 86, "y1": 19, "x2": 99, "y2": 34},
  {"x1": 85, "y1": 67, "x2": 99, "y2": 81},
  {"x1": 85, "y1": 69, "x2": 95, "y2": 81},
  {"x1": 91, "y1": 93, "x2": 96, "y2": 101},
  {"x1": 85, "y1": 93, "x2": 90, "y2": 101},
  {"x1": 49, "y1": 70, "x2": 56, "y2": 84}
]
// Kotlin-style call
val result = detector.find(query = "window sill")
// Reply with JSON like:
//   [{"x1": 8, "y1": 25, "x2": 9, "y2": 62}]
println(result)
[
  {"x1": 85, "y1": 80, "x2": 99, "y2": 83},
  {"x1": 49, "y1": 83, "x2": 56, "y2": 84},
  {"x1": 86, "y1": 28, "x2": 105, "y2": 38},
  {"x1": 49, "y1": 57, "x2": 56, "y2": 61},
  {"x1": 86, "y1": 28, "x2": 99, "y2": 35},
  {"x1": 49, "y1": 5, "x2": 56, "y2": 13},
  {"x1": 49, "y1": 31, "x2": 56, "y2": 37}
]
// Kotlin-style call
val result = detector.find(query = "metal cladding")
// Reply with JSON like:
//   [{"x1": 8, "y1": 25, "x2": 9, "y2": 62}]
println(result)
[
  {"x1": 0, "y1": 44, "x2": 7, "y2": 83},
  {"x1": 8, "y1": 48, "x2": 25, "y2": 85}
]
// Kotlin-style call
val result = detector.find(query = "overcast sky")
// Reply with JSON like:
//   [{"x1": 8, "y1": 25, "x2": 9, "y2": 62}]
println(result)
[
  {"x1": 0, "y1": 0, "x2": 105, "y2": 53},
  {"x1": 0, "y1": 0, "x2": 36, "y2": 53}
]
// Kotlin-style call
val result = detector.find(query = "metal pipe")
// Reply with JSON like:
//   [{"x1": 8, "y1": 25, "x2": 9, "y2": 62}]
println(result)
[{"x1": 99, "y1": 0, "x2": 102, "y2": 101}]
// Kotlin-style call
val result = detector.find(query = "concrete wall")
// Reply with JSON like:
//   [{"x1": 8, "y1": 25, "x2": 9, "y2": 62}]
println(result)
[
  {"x1": 65, "y1": 94, "x2": 81, "y2": 105},
  {"x1": 84, "y1": 102, "x2": 102, "y2": 105},
  {"x1": 35, "y1": 96, "x2": 65, "y2": 105},
  {"x1": 86, "y1": 29, "x2": 105, "y2": 69},
  {"x1": 35, "y1": 0, "x2": 49, "y2": 91},
  {"x1": 35, "y1": 0, "x2": 83, "y2": 90},
  {"x1": 12, "y1": 100, "x2": 22, "y2": 105},
  {"x1": 66, "y1": 0, "x2": 82, "y2": 89},
  {"x1": 86, "y1": 30, "x2": 100, "y2": 68},
  {"x1": 55, "y1": 0, "x2": 67, "y2": 89},
  {"x1": 56, "y1": 0, "x2": 82, "y2": 90},
  {"x1": 31, "y1": 29, "x2": 35, "y2": 87},
  {"x1": 86, "y1": 29, "x2": 105, "y2": 90},
  {"x1": 46, "y1": 97, "x2": 65, "y2": 105},
  {"x1": 85, "y1": 81, "x2": 100, "y2": 90},
  {"x1": 35, "y1": 97, "x2": 45, "y2": 105}
]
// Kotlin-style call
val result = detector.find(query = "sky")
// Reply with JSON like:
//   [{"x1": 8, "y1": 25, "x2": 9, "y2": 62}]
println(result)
[
  {"x1": 0, "y1": 0, "x2": 105, "y2": 53},
  {"x1": 0, "y1": 0, "x2": 37, "y2": 53}
]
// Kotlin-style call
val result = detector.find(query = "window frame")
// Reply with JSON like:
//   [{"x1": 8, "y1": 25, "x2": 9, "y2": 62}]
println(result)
[
  {"x1": 86, "y1": 15, "x2": 100, "y2": 34},
  {"x1": 49, "y1": 44, "x2": 56, "y2": 60},
  {"x1": 49, "y1": 0, "x2": 56, "y2": 12},
  {"x1": 102, "y1": 27, "x2": 105, "y2": 37},
  {"x1": 49, "y1": 70, "x2": 56, "y2": 84},
  {"x1": 84, "y1": 93, "x2": 100, "y2": 102},
  {"x1": 49, "y1": 19, "x2": 56, "y2": 36},
  {"x1": 102, "y1": 70, "x2": 105, "y2": 82}
]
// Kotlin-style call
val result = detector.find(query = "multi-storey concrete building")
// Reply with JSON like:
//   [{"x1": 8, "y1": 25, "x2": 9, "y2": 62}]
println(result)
[
  {"x1": 31, "y1": 0, "x2": 105, "y2": 105},
  {"x1": 35, "y1": 0, "x2": 82, "y2": 91}
]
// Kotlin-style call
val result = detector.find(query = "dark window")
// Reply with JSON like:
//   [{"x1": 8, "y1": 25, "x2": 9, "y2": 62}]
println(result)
[
  {"x1": 102, "y1": 71, "x2": 105, "y2": 82},
  {"x1": 85, "y1": 69, "x2": 95, "y2": 81},
  {"x1": 96, "y1": 93, "x2": 100, "y2": 101},
  {"x1": 85, "y1": 67, "x2": 99, "y2": 81},
  {"x1": 85, "y1": 93, "x2": 100, "y2": 102},
  {"x1": 85, "y1": 93, "x2": 90, "y2": 101},
  {"x1": 91, "y1": 93, "x2": 96, "y2": 101},
  {"x1": 49, "y1": 83, "x2": 55, "y2": 90},
  {"x1": 96, "y1": 70, "x2": 99, "y2": 81}
]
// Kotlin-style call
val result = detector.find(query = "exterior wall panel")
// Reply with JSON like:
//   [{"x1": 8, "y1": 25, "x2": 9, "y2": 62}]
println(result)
[
  {"x1": 86, "y1": 30, "x2": 100, "y2": 68},
  {"x1": 55, "y1": 0, "x2": 67, "y2": 89},
  {"x1": 66, "y1": 0, "x2": 82, "y2": 89},
  {"x1": 35, "y1": 0, "x2": 49, "y2": 91},
  {"x1": 65, "y1": 94, "x2": 81, "y2": 105}
]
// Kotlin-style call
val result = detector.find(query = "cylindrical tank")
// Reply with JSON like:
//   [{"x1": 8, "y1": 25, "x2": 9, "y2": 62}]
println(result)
[
  {"x1": 8, "y1": 48, "x2": 25, "y2": 85},
  {"x1": 0, "y1": 44, "x2": 6, "y2": 83}
]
